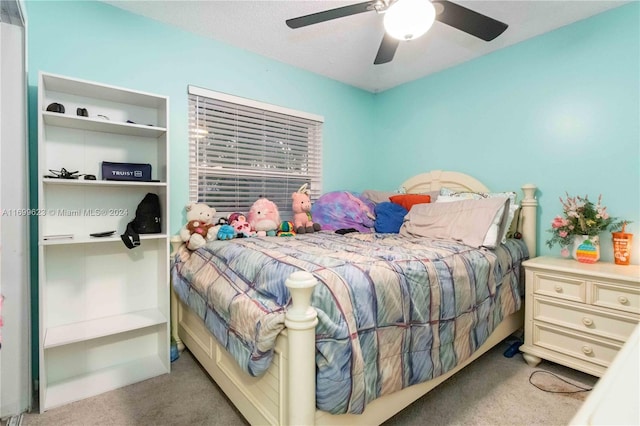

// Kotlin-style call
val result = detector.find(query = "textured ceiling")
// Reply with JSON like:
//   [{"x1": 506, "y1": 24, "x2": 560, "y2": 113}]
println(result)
[{"x1": 106, "y1": 0, "x2": 628, "y2": 92}]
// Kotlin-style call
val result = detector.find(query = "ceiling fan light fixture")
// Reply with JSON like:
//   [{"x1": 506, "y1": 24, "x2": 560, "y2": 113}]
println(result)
[{"x1": 383, "y1": 0, "x2": 436, "y2": 41}]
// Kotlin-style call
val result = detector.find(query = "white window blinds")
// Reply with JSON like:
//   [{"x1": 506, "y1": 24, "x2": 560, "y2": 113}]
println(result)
[{"x1": 188, "y1": 86, "x2": 323, "y2": 220}]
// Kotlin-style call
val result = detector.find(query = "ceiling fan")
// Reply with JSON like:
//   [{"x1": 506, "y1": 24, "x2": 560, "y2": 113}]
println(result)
[{"x1": 286, "y1": 0, "x2": 508, "y2": 65}]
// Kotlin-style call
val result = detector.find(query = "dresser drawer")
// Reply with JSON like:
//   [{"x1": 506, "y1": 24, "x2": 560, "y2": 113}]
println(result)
[
  {"x1": 533, "y1": 323, "x2": 622, "y2": 368},
  {"x1": 533, "y1": 297, "x2": 638, "y2": 342},
  {"x1": 591, "y1": 281, "x2": 640, "y2": 315},
  {"x1": 532, "y1": 272, "x2": 586, "y2": 303}
]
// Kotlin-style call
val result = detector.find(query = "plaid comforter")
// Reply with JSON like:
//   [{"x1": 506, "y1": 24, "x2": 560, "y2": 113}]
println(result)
[{"x1": 171, "y1": 232, "x2": 528, "y2": 414}]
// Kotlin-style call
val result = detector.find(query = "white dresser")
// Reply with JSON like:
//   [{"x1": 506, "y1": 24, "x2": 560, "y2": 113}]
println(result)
[{"x1": 520, "y1": 256, "x2": 639, "y2": 377}]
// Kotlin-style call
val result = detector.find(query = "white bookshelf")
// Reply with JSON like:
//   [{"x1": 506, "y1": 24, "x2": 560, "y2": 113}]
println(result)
[{"x1": 37, "y1": 72, "x2": 170, "y2": 412}]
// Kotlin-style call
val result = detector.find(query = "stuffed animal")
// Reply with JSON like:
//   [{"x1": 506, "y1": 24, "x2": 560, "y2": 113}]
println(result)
[
  {"x1": 230, "y1": 214, "x2": 255, "y2": 238},
  {"x1": 217, "y1": 224, "x2": 237, "y2": 240},
  {"x1": 292, "y1": 183, "x2": 321, "y2": 234},
  {"x1": 247, "y1": 198, "x2": 280, "y2": 237},
  {"x1": 209, "y1": 217, "x2": 227, "y2": 240},
  {"x1": 187, "y1": 220, "x2": 214, "y2": 238},
  {"x1": 180, "y1": 202, "x2": 217, "y2": 250},
  {"x1": 277, "y1": 221, "x2": 296, "y2": 237},
  {"x1": 227, "y1": 212, "x2": 243, "y2": 225}
]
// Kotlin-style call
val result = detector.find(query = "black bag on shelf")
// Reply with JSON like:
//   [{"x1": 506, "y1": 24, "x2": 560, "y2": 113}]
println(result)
[{"x1": 121, "y1": 193, "x2": 162, "y2": 249}]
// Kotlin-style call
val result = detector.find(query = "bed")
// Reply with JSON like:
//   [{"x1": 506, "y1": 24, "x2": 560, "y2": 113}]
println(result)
[{"x1": 170, "y1": 170, "x2": 538, "y2": 425}]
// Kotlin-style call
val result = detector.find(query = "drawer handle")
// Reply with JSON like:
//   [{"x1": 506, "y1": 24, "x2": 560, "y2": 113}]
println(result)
[
  {"x1": 618, "y1": 296, "x2": 629, "y2": 305},
  {"x1": 582, "y1": 345, "x2": 593, "y2": 355},
  {"x1": 582, "y1": 317, "x2": 593, "y2": 327},
  {"x1": 554, "y1": 285, "x2": 563, "y2": 293}
]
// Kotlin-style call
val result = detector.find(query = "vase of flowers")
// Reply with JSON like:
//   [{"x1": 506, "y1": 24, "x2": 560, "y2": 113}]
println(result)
[{"x1": 546, "y1": 193, "x2": 627, "y2": 263}]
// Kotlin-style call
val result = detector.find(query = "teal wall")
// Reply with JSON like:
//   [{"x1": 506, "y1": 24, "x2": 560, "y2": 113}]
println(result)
[
  {"x1": 371, "y1": 3, "x2": 639, "y2": 261},
  {"x1": 23, "y1": 0, "x2": 375, "y2": 384},
  {"x1": 26, "y1": 1, "x2": 640, "y2": 263},
  {"x1": 24, "y1": 2, "x2": 639, "y2": 257},
  {"x1": 24, "y1": 0, "x2": 376, "y2": 234},
  {"x1": 22, "y1": 0, "x2": 640, "y2": 394}
]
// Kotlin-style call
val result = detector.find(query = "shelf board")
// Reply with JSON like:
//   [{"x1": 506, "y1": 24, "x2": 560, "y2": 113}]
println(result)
[
  {"x1": 43, "y1": 111, "x2": 166, "y2": 137},
  {"x1": 41, "y1": 233, "x2": 168, "y2": 246},
  {"x1": 43, "y1": 178, "x2": 167, "y2": 187},
  {"x1": 43, "y1": 73, "x2": 167, "y2": 108},
  {"x1": 44, "y1": 309, "x2": 168, "y2": 349},
  {"x1": 44, "y1": 355, "x2": 169, "y2": 411}
]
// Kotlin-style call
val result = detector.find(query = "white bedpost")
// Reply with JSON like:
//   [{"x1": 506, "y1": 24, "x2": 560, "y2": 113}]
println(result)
[
  {"x1": 170, "y1": 236, "x2": 185, "y2": 352},
  {"x1": 285, "y1": 271, "x2": 319, "y2": 426},
  {"x1": 520, "y1": 184, "x2": 538, "y2": 258}
]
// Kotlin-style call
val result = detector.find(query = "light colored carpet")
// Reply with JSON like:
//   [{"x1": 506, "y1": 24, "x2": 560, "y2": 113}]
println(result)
[{"x1": 22, "y1": 339, "x2": 597, "y2": 426}]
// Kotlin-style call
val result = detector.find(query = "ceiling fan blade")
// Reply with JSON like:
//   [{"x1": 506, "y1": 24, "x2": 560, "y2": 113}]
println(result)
[
  {"x1": 286, "y1": 1, "x2": 376, "y2": 29},
  {"x1": 433, "y1": 0, "x2": 508, "y2": 41},
  {"x1": 374, "y1": 33, "x2": 400, "y2": 65}
]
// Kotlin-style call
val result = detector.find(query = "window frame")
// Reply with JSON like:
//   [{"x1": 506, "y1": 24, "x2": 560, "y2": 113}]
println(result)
[{"x1": 188, "y1": 85, "x2": 323, "y2": 221}]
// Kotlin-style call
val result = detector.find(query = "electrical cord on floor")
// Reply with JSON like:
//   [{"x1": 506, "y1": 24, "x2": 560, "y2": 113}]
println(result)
[{"x1": 529, "y1": 370, "x2": 593, "y2": 394}]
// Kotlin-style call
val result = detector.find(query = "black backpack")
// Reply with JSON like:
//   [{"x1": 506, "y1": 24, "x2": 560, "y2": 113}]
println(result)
[{"x1": 121, "y1": 193, "x2": 162, "y2": 249}]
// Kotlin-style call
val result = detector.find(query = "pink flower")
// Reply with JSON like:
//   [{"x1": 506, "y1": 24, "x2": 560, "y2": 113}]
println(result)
[
  {"x1": 560, "y1": 247, "x2": 570, "y2": 258},
  {"x1": 551, "y1": 216, "x2": 566, "y2": 228},
  {"x1": 559, "y1": 231, "x2": 568, "y2": 238}
]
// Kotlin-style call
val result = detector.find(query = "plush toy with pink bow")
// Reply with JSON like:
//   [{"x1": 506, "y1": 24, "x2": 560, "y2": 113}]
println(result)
[{"x1": 292, "y1": 183, "x2": 321, "y2": 234}]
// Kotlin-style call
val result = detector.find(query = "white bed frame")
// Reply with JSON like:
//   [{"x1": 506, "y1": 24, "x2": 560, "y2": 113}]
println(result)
[{"x1": 170, "y1": 170, "x2": 538, "y2": 425}]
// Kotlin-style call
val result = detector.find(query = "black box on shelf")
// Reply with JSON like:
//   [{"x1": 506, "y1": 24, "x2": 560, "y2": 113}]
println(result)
[{"x1": 101, "y1": 161, "x2": 152, "y2": 181}]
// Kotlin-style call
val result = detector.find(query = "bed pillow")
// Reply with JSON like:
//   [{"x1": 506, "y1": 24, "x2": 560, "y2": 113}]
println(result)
[
  {"x1": 438, "y1": 187, "x2": 518, "y2": 243},
  {"x1": 374, "y1": 202, "x2": 408, "y2": 233},
  {"x1": 400, "y1": 197, "x2": 510, "y2": 248},
  {"x1": 435, "y1": 195, "x2": 510, "y2": 248},
  {"x1": 362, "y1": 190, "x2": 399, "y2": 204},
  {"x1": 389, "y1": 194, "x2": 431, "y2": 211}
]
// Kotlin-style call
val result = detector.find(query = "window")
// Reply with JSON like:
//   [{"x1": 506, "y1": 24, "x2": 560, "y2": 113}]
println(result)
[{"x1": 188, "y1": 86, "x2": 323, "y2": 220}]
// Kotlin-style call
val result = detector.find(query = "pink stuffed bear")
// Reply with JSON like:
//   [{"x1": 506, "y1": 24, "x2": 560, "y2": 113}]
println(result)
[
  {"x1": 292, "y1": 185, "x2": 321, "y2": 234},
  {"x1": 247, "y1": 198, "x2": 280, "y2": 237},
  {"x1": 230, "y1": 214, "x2": 255, "y2": 238}
]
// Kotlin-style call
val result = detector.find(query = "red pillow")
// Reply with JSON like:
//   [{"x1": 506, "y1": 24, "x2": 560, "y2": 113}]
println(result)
[{"x1": 389, "y1": 194, "x2": 431, "y2": 211}]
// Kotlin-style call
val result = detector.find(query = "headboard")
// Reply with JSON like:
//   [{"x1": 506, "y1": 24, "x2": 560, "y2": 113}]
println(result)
[{"x1": 402, "y1": 170, "x2": 490, "y2": 193}]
